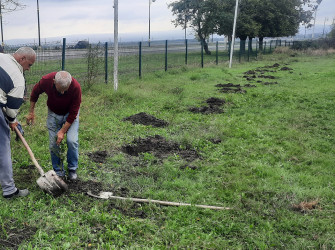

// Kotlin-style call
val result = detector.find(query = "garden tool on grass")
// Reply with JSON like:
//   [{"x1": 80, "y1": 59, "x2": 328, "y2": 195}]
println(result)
[{"x1": 14, "y1": 126, "x2": 68, "y2": 195}]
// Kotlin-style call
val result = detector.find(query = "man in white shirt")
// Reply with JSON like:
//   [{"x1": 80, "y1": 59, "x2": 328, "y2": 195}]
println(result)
[{"x1": 0, "y1": 47, "x2": 36, "y2": 199}]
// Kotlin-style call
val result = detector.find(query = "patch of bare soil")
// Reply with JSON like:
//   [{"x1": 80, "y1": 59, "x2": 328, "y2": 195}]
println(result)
[
  {"x1": 123, "y1": 112, "x2": 168, "y2": 127},
  {"x1": 0, "y1": 219, "x2": 37, "y2": 249},
  {"x1": 122, "y1": 135, "x2": 200, "y2": 162},
  {"x1": 215, "y1": 83, "x2": 246, "y2": 94},
  {"x1": 87, "y1": 150, "x2": 109, "y2": 163},
  {"x1": 65, "y1": 179, "x2": 129, "y2": 198}
]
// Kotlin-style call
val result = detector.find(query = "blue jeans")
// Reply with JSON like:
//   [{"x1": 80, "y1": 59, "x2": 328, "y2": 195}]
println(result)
[
  {"x1": 47, "y1": 109, "x2": 79, "y2": 176},
  {"x1": 0, "y1": 110, "x2": 17, "y2": 196}
]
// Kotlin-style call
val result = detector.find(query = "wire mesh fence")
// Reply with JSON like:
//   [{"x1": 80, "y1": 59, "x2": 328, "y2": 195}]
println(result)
[{"x1": 3, "y1": 38, "x2": 293, "y2": 85}]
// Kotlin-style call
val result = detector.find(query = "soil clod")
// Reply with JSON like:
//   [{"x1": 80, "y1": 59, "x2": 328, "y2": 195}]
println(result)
[{"x1": 123, "y1": 112, "x2": 168, "y2": 127}]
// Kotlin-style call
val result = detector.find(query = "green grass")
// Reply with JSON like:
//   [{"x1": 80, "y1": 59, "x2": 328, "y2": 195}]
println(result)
[{"x1": 2, "y1": 51, "x2": 335, "y2": 248}]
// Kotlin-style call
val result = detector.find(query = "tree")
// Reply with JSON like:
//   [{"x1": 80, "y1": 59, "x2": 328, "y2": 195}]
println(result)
[
  {"x1": 328, "y1": 23, "x2": 335, "y2": 39},
  {"x1": 248, "y1": 0, "x2": 323, "y2": 50},
  {"x1": 1, "y1": 0, "x2": 25, "y2": 13},
  {"x1": 169, "y1": 0, "x2": 216, "y2": 55}
]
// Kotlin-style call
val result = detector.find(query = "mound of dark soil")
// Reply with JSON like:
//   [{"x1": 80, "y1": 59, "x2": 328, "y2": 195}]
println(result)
[
  {"x1": 263, "y1": 82, "x2": 278, "y2": 85},
  {"x1": 215, "y1": 83, "x2": 240, "y2": 88},
  {"x1": 218, "y1": 87, "x2": 246, "y2": 94},
  {"x1": 188, "y1": 106, "x2": 224, "y2": 114},
  {"x1": 206, "y1": 97, "x2": 226, "y2": 106},
  {"x1": 244, "y1": 84, "x2": 257, "y2": 87},
  {"x1": 189, "y1": 97, "x2": 225, "y2": 114},
  {"x1": 123, "y1": 112, "x2": 168, "y2": 127},
  {"x1": 258, "y1": 75, "x2": 276, "y2": 79},
  {"x1": 87, "y1": 150, "x2": 108, "y2": 163},
  {"x1": 280, "y1": 67, "x2": 293, "y2": 71},
  {"x1": 215, "y1": 83, "x2": 246, "y2": 93},
  {"x1": 122, "y1": 135, "x2": 200, "y2": 161}
]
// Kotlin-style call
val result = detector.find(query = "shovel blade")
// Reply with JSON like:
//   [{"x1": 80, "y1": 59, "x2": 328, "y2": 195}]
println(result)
[{"x1": 36, "y1": 170, "x2": 68, "y2": 196}]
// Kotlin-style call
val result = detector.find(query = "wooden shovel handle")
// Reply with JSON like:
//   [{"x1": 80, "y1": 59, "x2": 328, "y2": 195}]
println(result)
[{"x1": 14, "y1": 126, "x2": 45, "y2": 176}]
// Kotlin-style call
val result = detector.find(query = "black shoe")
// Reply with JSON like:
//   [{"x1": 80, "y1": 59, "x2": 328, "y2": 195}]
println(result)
[
  {"x1": 68, "y1": 171, "x2": 77, "y2": 180},
  {"x1": 3, "y1": 189, "x2": 29, "y2": 199}
]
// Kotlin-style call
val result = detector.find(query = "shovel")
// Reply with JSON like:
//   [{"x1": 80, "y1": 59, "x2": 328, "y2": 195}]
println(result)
[{"x1": 14, "y1": 126, "x2": 68, "y2": 195}]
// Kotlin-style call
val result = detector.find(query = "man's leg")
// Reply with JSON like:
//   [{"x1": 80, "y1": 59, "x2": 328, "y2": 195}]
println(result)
[
  {"x1": 0, "y1": 111, "x2": 16, "y2": 196},
  {"x1": 66, "y1": 115, "x2": 79, "y2": 179},
  {"x1": 47, "y1": 109, "x2": 65, "y2": 177}
]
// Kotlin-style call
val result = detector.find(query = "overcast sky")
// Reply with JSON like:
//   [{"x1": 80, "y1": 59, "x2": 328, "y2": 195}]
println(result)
[{"x1": 1, "y1": 0, "x2": 334, "y2": 42}]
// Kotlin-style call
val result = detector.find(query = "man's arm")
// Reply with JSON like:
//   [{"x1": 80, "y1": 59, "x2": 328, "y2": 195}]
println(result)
[{"x1": 26, "y1": 101, "x2": 36, "y2": 125}]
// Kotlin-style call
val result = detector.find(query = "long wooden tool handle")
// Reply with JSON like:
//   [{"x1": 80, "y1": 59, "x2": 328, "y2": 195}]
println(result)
[
  {"x1": 87, "y1": 191, "x2": 231, "y2": 210},
  {"x1": 14, "y1": 126, "x2": 45, "y2": 176}
]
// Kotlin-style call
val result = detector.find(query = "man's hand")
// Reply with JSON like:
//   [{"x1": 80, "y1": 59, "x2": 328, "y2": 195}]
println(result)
[
  {"x1": 15, "y1": 122, "x2": 24, "y2": 141},
  {"x1": 9, "y1": 121, "x2": 18, "y2": 131},
  {"x1": 26, "y1": 112, "x2": 35, "y2": 125},
  {"x1": 56, "y1": 130, "x2": 65, "y2": 145}
]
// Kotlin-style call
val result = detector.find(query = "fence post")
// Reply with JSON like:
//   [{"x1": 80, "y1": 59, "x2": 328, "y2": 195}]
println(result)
[
  {"x1": 228, "y1": 41, "x2": 231, "y2": 60},
  {"x1": 165, "y1": 40, "x2": 168, "y2": 71},
  {"x1": 139, "y1": 41, "x2": 142, "y2": 78},
  {"x1": 105, "y1": 42, "x2": 108, "y2": 84},
  {"x1": 62, "y1": 38, "x2": 66, "y2": 70},
  {"x1": 247, "y1": 39, "x2": 250, "y2": 62},
  {"x1": 255, "y1": 40, "x2": 258, "y2": 59},
  {"x1": 216, "y1": 41, "x2": 218, "y2": 65},
  {"x1": 185, "y1": 39, "x2": 188, "y2": 65},
  {"x1": 264, "y1": 41, "x2": 266, "y2": 53},
  {"x1": 201, "y1": 41, "x2": 204, "y2": 68}
]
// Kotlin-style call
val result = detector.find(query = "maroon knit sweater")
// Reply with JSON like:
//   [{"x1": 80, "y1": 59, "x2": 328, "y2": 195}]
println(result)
[{"x1": 30, "y1": 72, "x2": 81, "y2": 124}]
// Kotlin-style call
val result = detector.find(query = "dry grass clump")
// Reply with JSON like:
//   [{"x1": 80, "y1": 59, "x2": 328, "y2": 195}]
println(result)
[
  {"x1": 274, "y1": 47, "x2": 335, "y2": 56},
  {"x1": 292, "y1": 199, "x2": 320, "y2": 212},
  {"x1": 303, "y1": 48, "x2": 335, "y2": 56},
  {"x1": 273, "y1": 47, "x2": 293, "y2": 54}
]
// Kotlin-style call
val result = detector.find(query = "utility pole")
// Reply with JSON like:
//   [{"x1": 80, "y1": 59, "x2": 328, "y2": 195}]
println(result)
[
  {"x1": 0, "y1": 0, "x2": 4, "y2": 47},
  {"x1": 37, "y1": 0, "x2": 41, "y2": 47},
  {"x1": 312, "y1": 8, "x2": 317, "y2": 39},
  {"x1": 149, "y1": 0, "x2": 156, "y2": 47},
  {"x1": 229, "y1": 0, "x2": 239, "y2": 68},
  {"x1": 323, "y1": 17, "x2": 328, "y2": 37},
  {"x1": 113, "y1": 0, "x2": 118, "y2": 90}
]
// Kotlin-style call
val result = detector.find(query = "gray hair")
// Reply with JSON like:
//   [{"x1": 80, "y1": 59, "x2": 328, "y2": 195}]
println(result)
[
  {"x1": 14, "y1": 47, "x2": 36, "y2": 59},
  {"x1": 55, "y1": 71, "x2": 72, "y2": 88}
]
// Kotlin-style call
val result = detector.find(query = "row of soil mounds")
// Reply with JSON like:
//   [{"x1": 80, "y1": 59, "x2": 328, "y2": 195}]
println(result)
[{"x1": 243, "y1": 63, "x2": 293, "y2": 85}]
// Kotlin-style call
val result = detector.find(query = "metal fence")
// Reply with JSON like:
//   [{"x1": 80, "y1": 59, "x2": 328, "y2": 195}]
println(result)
[{"x1": 4, "y1": 38, "x2": 292, "y2": 85}]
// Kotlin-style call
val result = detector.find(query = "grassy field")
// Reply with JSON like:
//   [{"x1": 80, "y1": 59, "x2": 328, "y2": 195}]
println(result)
[{"x1": 1, "y1": 50, "x2": 335, "y2": 248}]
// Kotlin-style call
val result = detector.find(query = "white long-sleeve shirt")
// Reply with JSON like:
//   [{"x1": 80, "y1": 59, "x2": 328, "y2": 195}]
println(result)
[{"x1": 0, "y1": 53, "x2": 25, "y2": 123}]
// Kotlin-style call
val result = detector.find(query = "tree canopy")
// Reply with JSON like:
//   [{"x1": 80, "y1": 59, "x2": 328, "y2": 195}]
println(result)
[{"x1": 169, "y1": 0, "x2": 323, "y2": 53}]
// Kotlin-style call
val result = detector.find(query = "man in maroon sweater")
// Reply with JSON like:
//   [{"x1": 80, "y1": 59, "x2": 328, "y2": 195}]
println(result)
[{"x1": 26, "y1": 71, "x2": 81, "y2": 180}]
